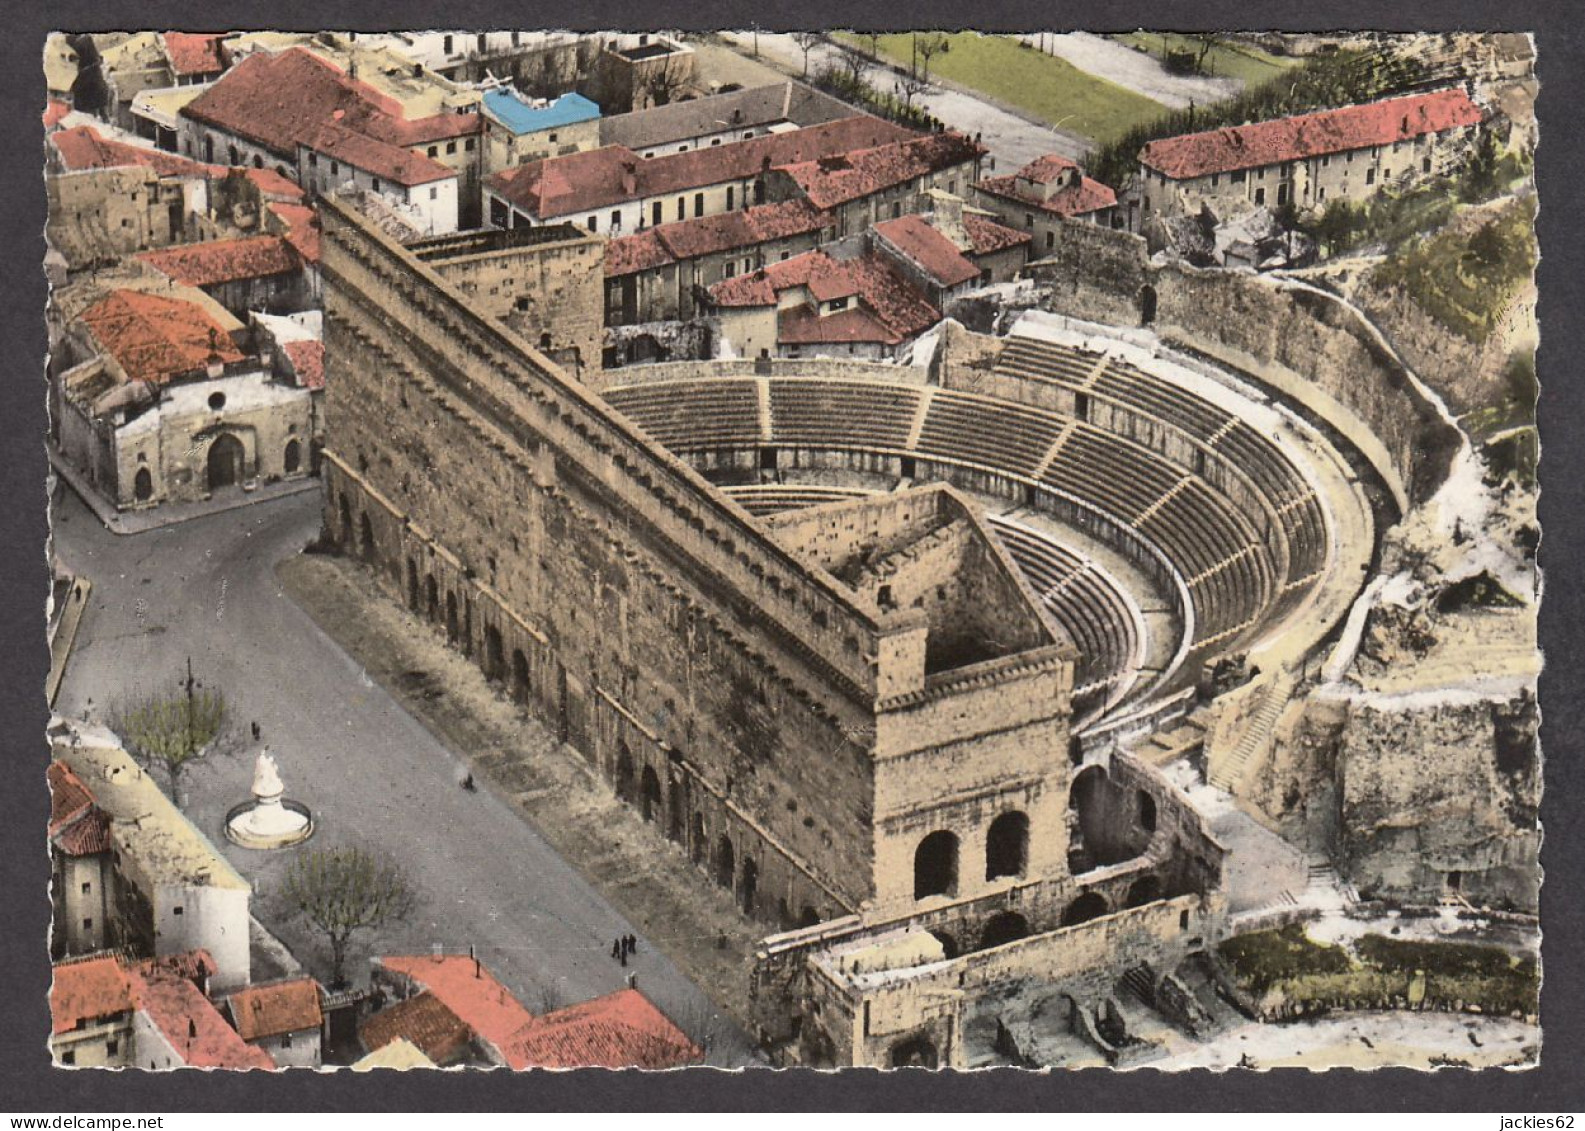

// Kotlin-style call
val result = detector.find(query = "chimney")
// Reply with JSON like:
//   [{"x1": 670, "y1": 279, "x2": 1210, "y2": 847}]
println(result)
[{"x1": 470, "y1": 944, "x2": 480, "y2": 978}]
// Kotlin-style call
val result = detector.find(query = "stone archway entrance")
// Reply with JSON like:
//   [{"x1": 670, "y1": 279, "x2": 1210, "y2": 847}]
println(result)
[{"x1": 206, "y1": 433, "x2": 245, "y2": 491}]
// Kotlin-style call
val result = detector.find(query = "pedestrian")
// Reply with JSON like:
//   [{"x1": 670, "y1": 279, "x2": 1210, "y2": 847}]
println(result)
[
  {"x1": 611, "y1": 939, "x2": 621, "y2": 962},
  {"x1": 250, "y1": 720, "x2": 260, "y2": 741},
  {"x1": 619, "y1": 946, "x2": 627, "y2": 968},
  {"x1": 628, "y1": 934, "x2": 638, "y2": 957}
]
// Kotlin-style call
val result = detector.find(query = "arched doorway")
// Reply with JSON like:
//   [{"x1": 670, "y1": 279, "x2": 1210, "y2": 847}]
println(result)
[
  {"x1": 714, "y1": 835, "x2": 735, "y2": 889},
  {"x1": 667, "y1": 780, "x2": 685, "y2": 842},
  {"x1": 338, "y1": 494, "x2": 353, "y2": 546},
  {"x1": 1125, "y1": 875, "x2": 1162, "y2": 908},
  {"x1": 133, "y1": 467, "x2": 153, "y2": 502},
  {"x1": 889, "y1": 1035, "x2": 938, "y2": 1068},
  {"x1": 284, "y1": 438, "x2": 301, "y2": 475},
  {"x1": 512, "y1": 649, "x2": 530, "y2": 703},
  {"x1": 445, "y1": 592, "x2": 459, "y2": 643},
  {"x1": 406, "y1": 559, "x2": 420, "y2": 611},
  {"x1": 359, "y1": 512, "x2": 375, "y2": 562},
  {"x1": 740, "y1": 858, "x2": 758, "y2": 914},
  {"x1": 1139, "y1": 284, "x2": 1157, "y2": 326},
  {"x1": 485, "y1": 625, "x2": 504, "y2": 681},
  {"x1": 640, "y1": 765, "x2": 661, "y2": 822},
  {"x1": 310, "y1": 440, "x2": 324, "y2": 475},
  {"x1": 1061, "y1": 891, "x2": 1109, "y2": 926},
  {"x1": 797, "y1": 906, "x2": 821, "y2": 929},
  {"x1": 913, "y1": 831, "x2": 959, "y2": 900},
  {"x1": 425, "y1": 575, "x2": 439, "y2": 623},
  {"x1": 691, "y1": 813, "x2": 706, "y2": 865},
  {"x1": 985, "y1": 811, "x2": 1029, "y2": 881},
  {"x1": 1138, "y1": 790, "x2": 1157, "y2": 834},
  {"x1": 206, "y1": 433, "x2": 245, "y2": 491},
  {"x1": 615, "y1": 744, "x2": 636, "y2": 803},
  {"x1": 928, "y1": 929, "x2": 959, "y2": 959},
  {"x1": 979, "y1": 911, "x2": 1030, "y2": 950}
]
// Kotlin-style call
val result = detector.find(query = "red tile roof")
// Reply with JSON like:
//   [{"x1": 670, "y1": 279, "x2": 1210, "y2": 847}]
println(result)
[
  {"x1": 711, "y1": 250, "x2": 941, "y2": 347},
  {"x1": 489, "y1": 117, "x2": 915, "y2": 220},
  {"x1": 139, "y1": 235, "x2": 302, "y2": 288},
  {"x1": 266, "y1": 202, "x2": 322, "y2": 264},
  {"x1": 1139, "y1": 88, "x2": 1485, "y2": 180},
  {"x1": 182, "y1": 47, "x2": 478, "y2": 160},
  {"x1": 605, "y1": 199, "x2": 829, "y2": 278},
  {"x1": 51, "y1": 957, "x2": 135, "y2": 1035},
  {"x1": 375, "y1": 956, "x2": 535, "y2": 1059},
  {"x1": 302, "y1": 120, "x2": 455, "y2": 187},
  {"x1": 360, "y1": 991, "x2": 472, "y2": 1065},
  {"x1": 79, "y1": 289, "x2": 245, "y2": 387},
  {"x1": 872, "y1": 214, "x2": 979, "y2": 287},
  {"x1": 962, "y1": 212, "x2": 1033, "y2": 255},
  {"x1": 128, "y1": 950, "x2": 219, "y2": 985},
  {"x1": 282, "y1": 339, "x2": 325, "y2": 391},
  {"x1": 244, "y1": 167, "x2": 308, "y2": 203},
  {"x1": 43, "y1": 99, "x2": 71, "y2": 129},
  {"x1": 130, "y1": 968, "x2": 275, "y2": 1069},
  {"x1": 48, "y1": 761, "x2": 96, "y2": 830},
  {"x1": 228, "y1": 978, "x2": 323, "y2": 1041},
  {"x1": 163, "y1": 33, "x2": 229, "y2": 78},
  {"x1": 51, "y1": 125, "x2": 221, "y2": 180},
  {"x1": 503, "y1": 988, "x2": 702, "y2": 1070},
  {"x1": 976, "y1": 154, "x2": 1118, "y2": 219},
  {"x1": 775, "y1": 132, "x2": 986, "y2": 211}
]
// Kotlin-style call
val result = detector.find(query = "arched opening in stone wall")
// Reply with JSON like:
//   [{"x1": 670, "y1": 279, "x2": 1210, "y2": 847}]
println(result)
[
  {"x1": 207, "y1": 433, "x2": 245, "y2": 492},
  {"x1": 133, "y1": 467, "x2": 153, "y2": 502},
  {"x1": 1138, "y1": 790, "x2": 1157, "y2": 834},
  {"x1": 1125, "y1": 875, "x2": 1162, "y2": 908},
  {"x1": 445, "y1": 592, "x2": 459, "y2": 643},
  {"x1": 615, "y1": 743, "x2": 636, "y2": 804},
  {"x1": 691, "y1": 812, "x2": 706, "y2": 865},
  {"x1": 284, "y1": 438, "x2": 301, "y2": 475},
  {"x1": 359, "y1": 512, "x2": 375, "y2": 562},
  {"x1": 889, "y1": 1035, "x2": 939, "y2": 1068},
  {"x1": 980, "y1": 911, "x2": 1030, "y2": 951},
  {"x1": 740, "y1": 857, "x2": 758, "y2": 914},
  {"x1": 928, "y1": 929, "x2": 960, "y2": 959},
  {"x1": 1061, "y1": 891, "x2": 1109, "y2": 927},
  {"x1": 641, "y1": 765, "x2": 662, "y2": 823},
  {"x1": 1139, "y1": 284, "x2": 1157, "y2": 326},
  {"x1": 714, "y1": 835, "x2": 735, "y2": 889},
  {"x1": 512, "y1": 649, "x2": 530, "y2": 703},
  {"x1": 798, "y1": 906, "x2": 821, "y2": 929},
  {"x1": 485, "y1": 625, "x2": 504, "y2": 682},
  {"x1": 407, "y1": 559, "x2": 420, "y2": 611},
  {"x1": 425, "y1": 575, "x2": 439, "y2": 624},
  {"x1": 985, "y1": 811, "x2": 1029, "y2": 881},
  {"x1": 667, "y1": 779, "x2": 685, "y2": 842},
  {"x1": 913, "y1": 831, "x2": 959, "y2": 900}
]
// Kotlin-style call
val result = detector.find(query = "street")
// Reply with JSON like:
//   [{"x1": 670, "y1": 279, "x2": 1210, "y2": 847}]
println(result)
[{"x1": 50, "y1": 483, "x2": 758, "y2": 1065}]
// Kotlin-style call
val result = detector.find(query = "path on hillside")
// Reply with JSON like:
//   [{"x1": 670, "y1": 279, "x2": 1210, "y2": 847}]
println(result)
[
  {"x1": 1015, "y1": 32, "x2": 1242, "y2": 109},
  {"x1": 719, "y1": 31, "x2": 1089, "y2": 171}
]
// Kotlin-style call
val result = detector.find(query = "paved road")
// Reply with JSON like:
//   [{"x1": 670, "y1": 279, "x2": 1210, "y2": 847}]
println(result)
[
  {"x1": 1015, "y1": 32, "x2": 1241, "y2": 109},
  {"x1": 721, "y1": 31, "x2": 1089, "y2": 171},
  {"x1": 51, "y1": 483, "x2": 757, "y2": 1065}
]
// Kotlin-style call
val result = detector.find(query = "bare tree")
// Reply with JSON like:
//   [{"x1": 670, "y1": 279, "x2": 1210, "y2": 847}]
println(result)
[
  {"x1": 638, "y1": 54, "x2": 692, "y2": 108},
  {"x1": 895, "y1": 71, "x2": 929, "y2": 110},
  {"x1": 280, "y1": 846, "x2": 416, "y2": 990},
  {"x1": 792, "y1": 31, "x2": 823, "y2": 78},
  {"x1": 914, "y1": 32, "x2": 949, "y2": 83},
  {"x1": 841, "y1": 46, "x2": 871, "y2": 89},
  {"x1": 108, "y1": 658, "x2": 233, "y2": 809},
  {"x1": 862, "y1": 31, "x2": 883, "y2": 61}
]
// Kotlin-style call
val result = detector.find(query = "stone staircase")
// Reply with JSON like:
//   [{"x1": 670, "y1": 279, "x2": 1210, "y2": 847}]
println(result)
[
  {"x1": 1209, "y1": 670, "x2": 1295, "y2": 792},
  {"x1": 1305, "y1": 856, "x2": 1361, "y2": 906},
  {"x1": 1136, "y1": 706, "x2": 1215, "y2": 767}
]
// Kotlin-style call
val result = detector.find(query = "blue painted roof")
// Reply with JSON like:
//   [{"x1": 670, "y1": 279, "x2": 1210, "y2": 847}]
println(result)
[{"x1": 483, "y1": 90, "x2": 601, "y2": 136}]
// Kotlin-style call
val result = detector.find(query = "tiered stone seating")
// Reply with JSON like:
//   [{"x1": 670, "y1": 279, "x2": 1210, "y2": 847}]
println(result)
[
  {"x1": 724, "y1": 485, "x2": 872, "y2": 516},
  {"x1": 605, "y1": 379, "x2": 761, "y2": 451},
  {"x1": 997, "y1": 336, "x2": 1099, "y2": 387},
  {"x1": 1041, "y1": 427, "x2": 1182, "y2": 523},
  {"x1": 767, "y1": 380, "x2": 922, "y2": 450},
  {"x1": 918, "y1": 391, "x2": 1066, "y2": 478}
]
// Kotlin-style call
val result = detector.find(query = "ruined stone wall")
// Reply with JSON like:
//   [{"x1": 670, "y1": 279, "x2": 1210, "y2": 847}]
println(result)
[
  {"x1": 318, "y1": 198, "x2": 884, "y2": 916},
  {"x1": 1335, "y1": 693, "x2": 1540, "y2": 913},
  {"x1": 1026, "y1": 220, "x2": 1151, "y2": 328},
  {"x1": 46, "y1": 168, "x2": 193, "y2": 269}
]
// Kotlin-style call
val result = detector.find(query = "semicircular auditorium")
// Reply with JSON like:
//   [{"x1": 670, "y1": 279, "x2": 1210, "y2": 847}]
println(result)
[{"x1": 314, "y1": 194, "x2": 1453, "y2": 1068}]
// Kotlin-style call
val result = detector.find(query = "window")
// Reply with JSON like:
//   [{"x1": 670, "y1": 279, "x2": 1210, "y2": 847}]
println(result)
[
  {"x1": 587, "y1": 215, "x2": 597, "y2": 231},
  {"x1": 83, "y1": 918, "x2": 92, "y2": 930},
  {"x1": 1211, "y1": 174, "x2": 1220, "y2": 187},
  {"x1": 1257, "y1": 167, "x2": 1266, "y2": 180},
  {"x1": 330, "y1": 161, "x2": 339, "y2": 175},
  {"x1": 1321, "y1": 154, "x2": 1330, "y2": 167},
  {"x1": 1231, "y1": 169, "x2": 1245, "y2": 184},
  {"x1": 827, "y1": 297, "x2": 849, "y2": 312},
  {"x1": 428, "y1": 145, "x2": 438, "y2": 158},
  {"x1": 443, "y1": 34, "x2": 453, "y2": 54},
  {"x1": 611, "y1": 210, "x2": 621, "y2": 228},
  {"x1": 1366, "y1": 167, "x2": 1376, "y2": 185},
  {"x1": 281, "y1": 1035, "x2": 293, "y2": 1049},
  {"x1": 1024, "y1": 212, "x2": 1034, "y2": 228},
  {"x1": 1254, "y1": 187, "x2": 1266, "y2": 205},
  {"x1": 308, "y1": 152, "x2": 317, "y2": 167},
  {"x1": 429, "y1": 186, "x2": 438, "y2": 200},
  {"x1": 711, "y1": 138, "x2": 721, "y2": 146},
  {"x1": 548, "y1": 132, "x2": 557, "y2": 143},
  {"x1": 446, "y1": 141, "x2": 457, "y2": 155},
  {"x1": 106, "y1": 1039, "x2": 118, "y2": 1056},
  {"x1": 743, "y1": 130, "x2": 753, "y2": 139},
  {"x1": 173, "y1": 906, "x2": 183, "y2": 916},
  {"x1": 60, "y1": 1051, "x2": 75, "y2": 1066},
  {"x1": 465, "y1": 139, "x2": 475, "y2": 152},
  {"x1": 676, "y1": 197, "x2": 685, "y2": 221},
  {"x1": 652, "y1": 201, "x2": 663, "y2": 226},
  {"x1": 81, "y1": 881, "x2": 91, "y2": 894},
  {"x1": 372, "y1": 178, "x2": 381, "y2": 193},
  {"x1": 1046, "y1": 230, "x2": 1055, "y2": 250},
  {"x1": 1318, "y1": 186, "x2": 1326, "y2": 202}
]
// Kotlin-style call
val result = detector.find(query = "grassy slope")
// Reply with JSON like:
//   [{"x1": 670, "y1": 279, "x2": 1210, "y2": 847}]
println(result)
[
  {"x1": 1112, "y1": 32, "x2": 1297, "y2": 87},
  {"x1": 840, "y1": 32, "x2": 1167, "y2": 146}
]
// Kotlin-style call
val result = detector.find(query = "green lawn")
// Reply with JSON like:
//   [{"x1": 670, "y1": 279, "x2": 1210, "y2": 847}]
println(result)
[
  {"x1": 1112, "y1": 32, "x2": 1298, "y2": 87},
  {"x1": 837, "y1": 32, "x2": 1168, "y2": 147}
]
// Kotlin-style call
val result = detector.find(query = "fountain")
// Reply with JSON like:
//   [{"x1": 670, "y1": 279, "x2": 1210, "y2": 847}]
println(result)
[{"x1": 225, "y1": 749, "x2": 314, "y2": 849}]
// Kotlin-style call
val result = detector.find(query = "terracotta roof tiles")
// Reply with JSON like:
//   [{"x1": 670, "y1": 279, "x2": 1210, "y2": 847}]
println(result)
[
  {"x1": 138, "y1": 235, "x2": 302, "y2": 288},
  {"x1": 228, "y1": 978, "x2": 323, "y2": 1041},
  {"x1": 976, "y1": 154, "x2": 1118, "y2": 219},
  {"x1": 51, "y1": 126, "x2": 221, "y2": 180},
  {"x1": 1139, "y1": 88, "x2": 1484, "y2": 180},
  {"x1": 266, "y1": 202, "x2": 322, "y2": 264},
  {"x1": 605, "y1": 199, "x2": 829, "y2": 278},
  {"x1": 79, "y1": 289, "x2": 245, "y2": 387},
  {"x1": 375, "y1": 955, "x2": 534, "y2": 1059},
  {"x1": 710, "y1": 250, "x2": 941, "y2": 346},
  {"x1": 872, "y1": 214, "x2": 979, "y2": 287},
  {"x1": 962, "y1": 212, "x2": 1033, "y2": 255},
  {"x1": 775, "y1": 132, "x2": 985, "y2": 210},
  {"x1": 283, "y1": 339, "x2": 325, "y2": 391},
  {"x1": 503, "y1": 988, "x2": 702, "y2": 1070},
  {"x1": 302, "y1": 120, "x2": 455, "y2": 187},
  {"x1": 360, "y1": 991, "x2": 472, "y2": 1065},
  {"x1": 50, "y1": 957, "x2": 135, "y2": 1035},
  {"x1": 162, "y1": 33, "x2": 229, "y2": 78},
  {"x1": 130, "y1": 968, "x2": 275, "y2": 1069}
]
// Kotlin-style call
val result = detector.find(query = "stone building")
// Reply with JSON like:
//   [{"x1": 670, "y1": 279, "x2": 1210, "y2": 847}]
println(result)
[
  {"x1": 597, "y1": 81, "x2": 858, "y2": 158},
  {"x1": 45, "y1": 165, "x2": 201, "y2": 272},
  {"x1": 318, "y1": 197, "x2": 1095, "y2": 928},
  {"x1": 404, "y1": 224, "x2": 606, "y2": 382},
  {"x1": 226, "y1": 977, "x2": 325, "y2": 1068},
  {"x1": 481, "y1": 89, "x2": 602, "y2": 173},
  {"x1": 973, "y1": 153, "x2": 1120, "y2": 258},
  {"x1": 1137, "y1": 88, "x2": 1484, "y2": 224}
]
